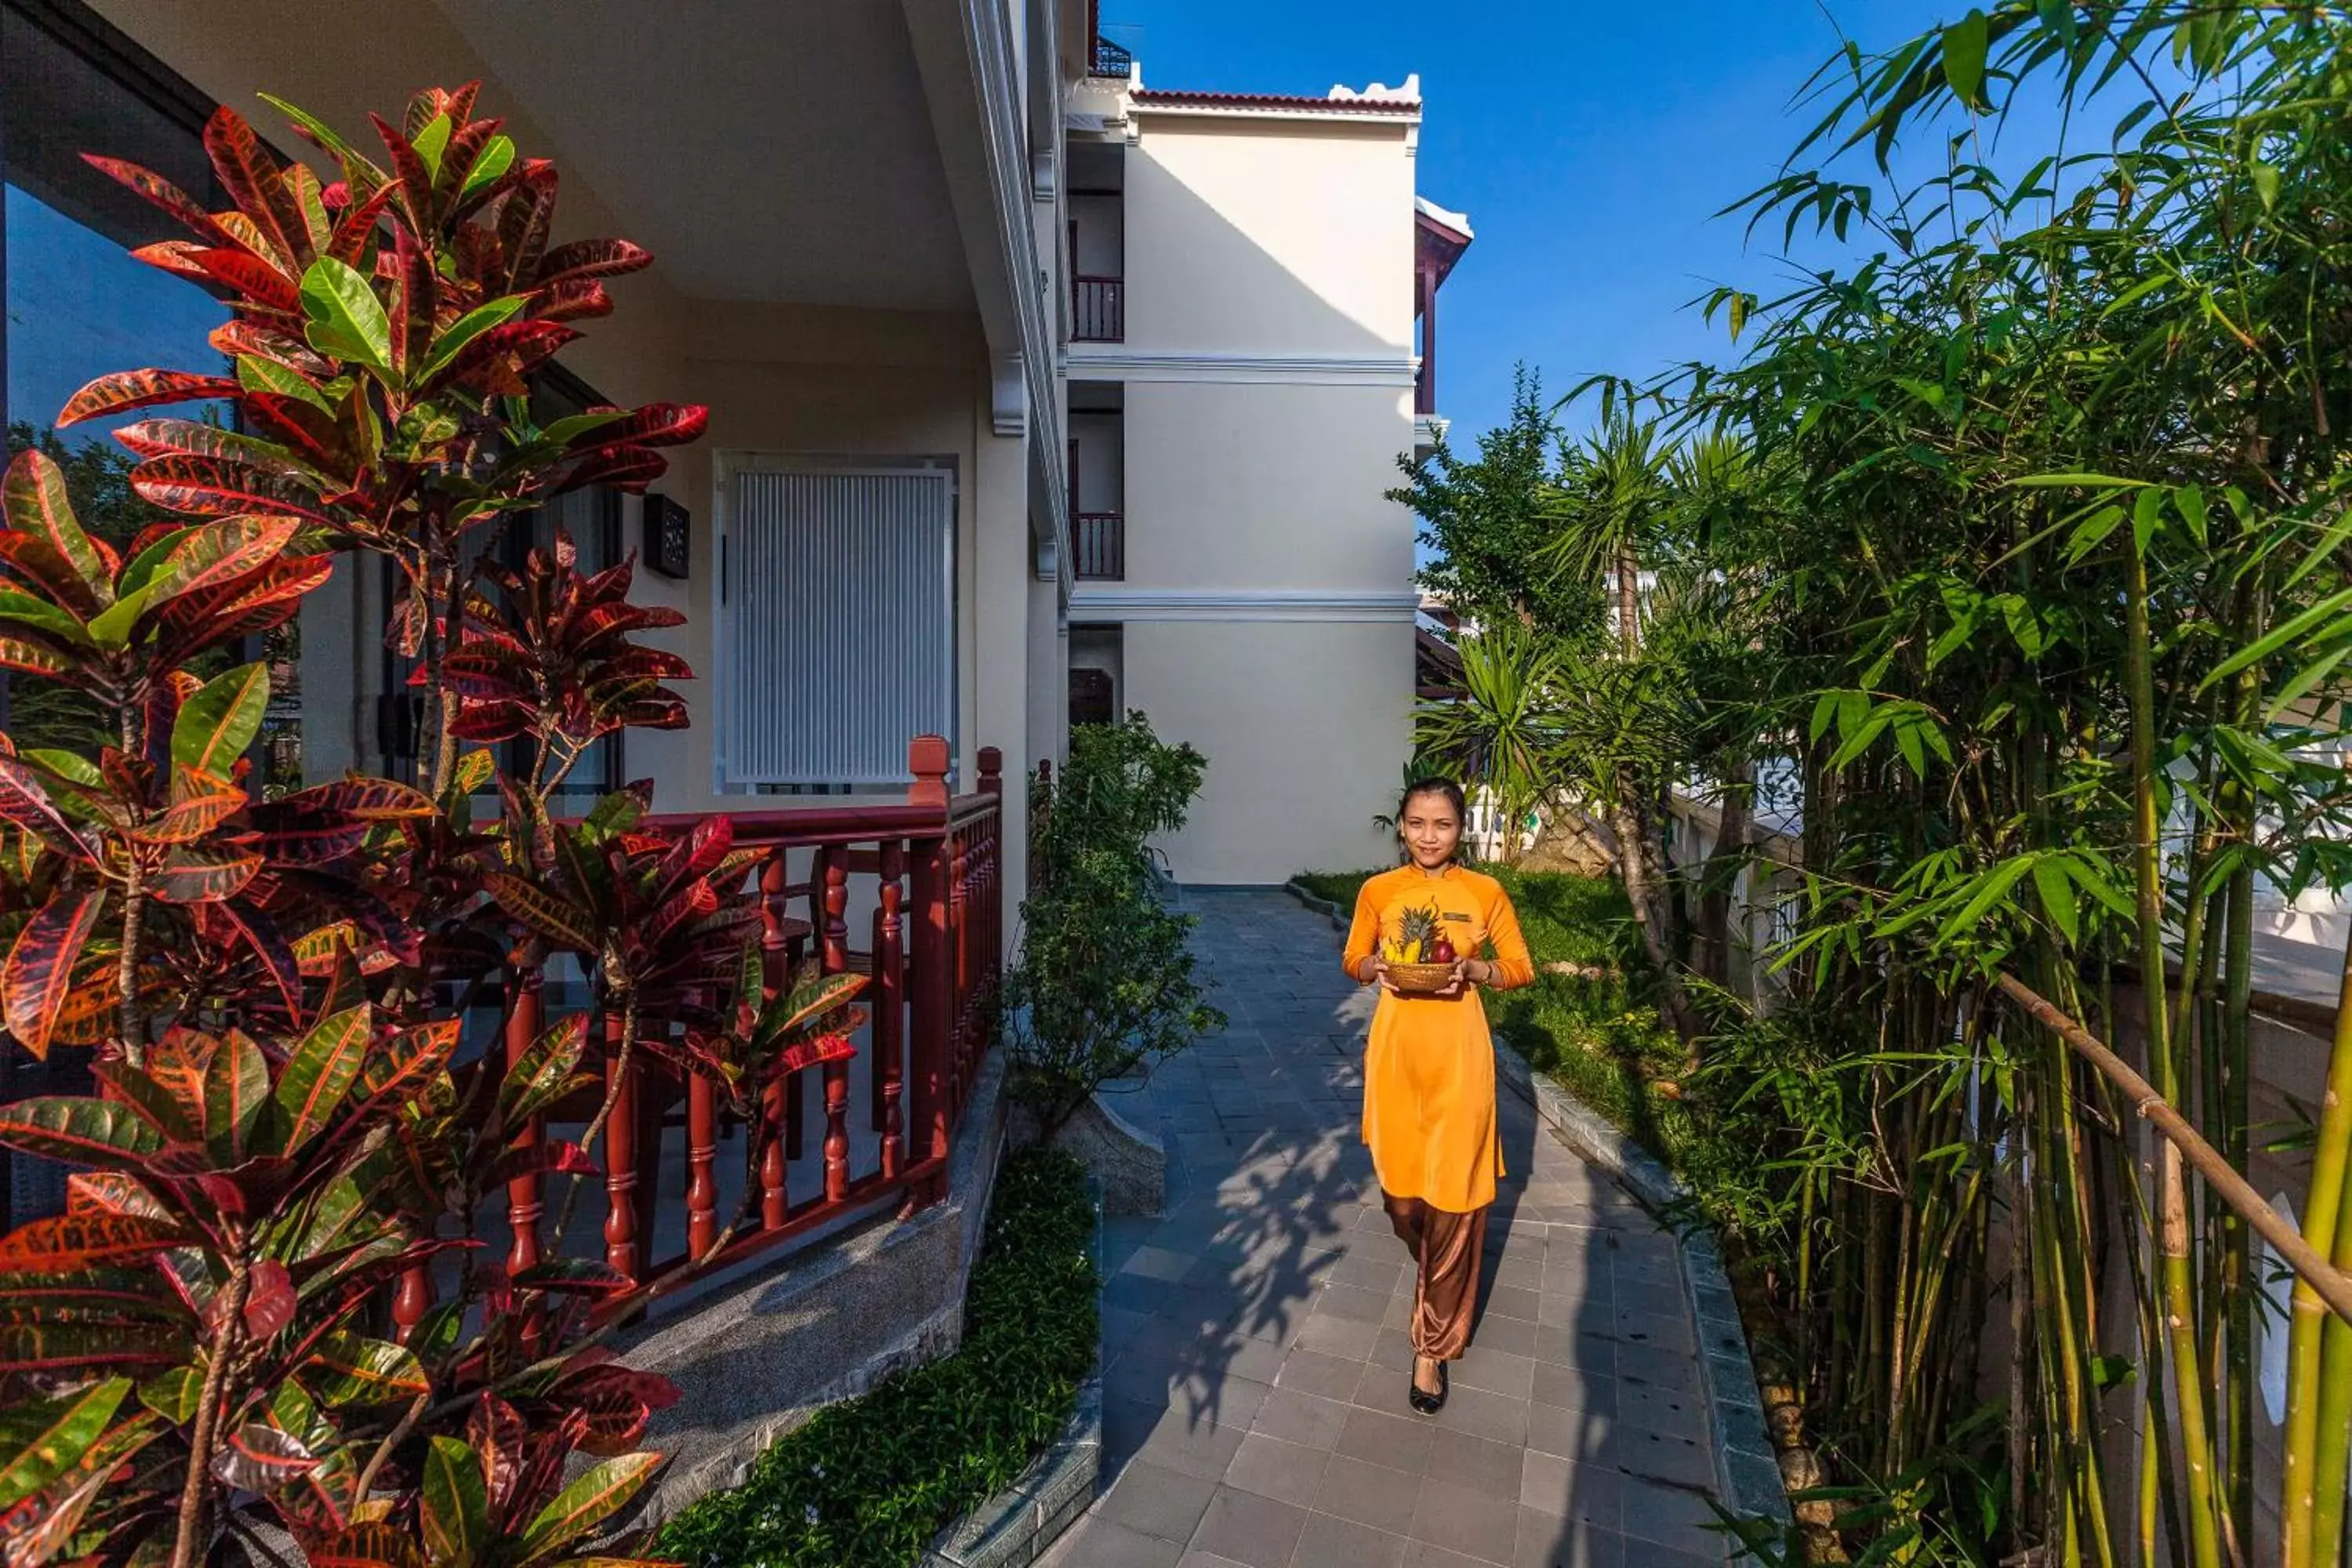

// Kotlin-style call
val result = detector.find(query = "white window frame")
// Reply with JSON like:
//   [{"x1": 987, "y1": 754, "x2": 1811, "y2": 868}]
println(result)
[{"x1": 710, "y1": 451, "x2": 959, "y2": 793}]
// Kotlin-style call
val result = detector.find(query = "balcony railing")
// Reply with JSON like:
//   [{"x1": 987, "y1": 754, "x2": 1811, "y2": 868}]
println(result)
[
  {"x1": 390, "y1": 739, "x2": 1005, "y2": 1331},
  {"x1": 1075, "y1": 512, "x2": 1126, "y2": 581},
  {"x1": 1091, "y1": 35, "x2": 1134, "y2": 78},
  {"x1": 1073, "y1": 275, "x2": 1124, "y2": 343}
]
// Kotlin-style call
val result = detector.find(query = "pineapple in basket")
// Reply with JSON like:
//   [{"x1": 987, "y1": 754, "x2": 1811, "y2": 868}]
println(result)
[{"x1": 1393, "y1": 902, "x2": 1438, "y2": 964}]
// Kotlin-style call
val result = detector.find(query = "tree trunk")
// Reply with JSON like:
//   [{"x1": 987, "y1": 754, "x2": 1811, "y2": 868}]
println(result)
[
  {"x1": 1615, "y1": 543, "x2": 1640, "y2": 655},
  {"x1": 1609, "y1": 779, "x2": 1699, "y2": 1050},
  {"x1": 1697, "y1": 760, "x2": 1753, "y2": 989}
]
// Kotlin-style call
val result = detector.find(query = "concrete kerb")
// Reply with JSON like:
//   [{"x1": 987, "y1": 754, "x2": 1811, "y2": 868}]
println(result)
[{"x1": 1278, "y1": 877, "x2": 1791, "y2": 1530}]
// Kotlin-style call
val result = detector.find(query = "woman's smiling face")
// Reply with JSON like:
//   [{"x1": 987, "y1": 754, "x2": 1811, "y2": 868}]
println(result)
[{"x1": 1399, "y1": 789, "x2": 1463, "y2": 870}]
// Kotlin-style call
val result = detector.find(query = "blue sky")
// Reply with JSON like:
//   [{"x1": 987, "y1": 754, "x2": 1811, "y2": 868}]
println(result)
[{"x1": 1099, "y1": 0, "x2": 2020, "y2": 445}]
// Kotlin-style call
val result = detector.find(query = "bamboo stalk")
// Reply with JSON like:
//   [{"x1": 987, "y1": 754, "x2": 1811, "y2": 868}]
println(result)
[
  {"x1": 2283, "y1": 927, "x2": 2352, "y2": 1568},
  {"x1": 2122, "y1": 542, "x2": 2224, "y2": 1568}
]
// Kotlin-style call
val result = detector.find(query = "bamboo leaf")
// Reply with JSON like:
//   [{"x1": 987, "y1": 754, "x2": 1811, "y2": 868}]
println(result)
[
  {"x1": 2031, "y1": 857, "x2": 2080, "y2": 944},
  {"x1": 2200, "y1": 585, "x2": 2352, "y2": 691}
]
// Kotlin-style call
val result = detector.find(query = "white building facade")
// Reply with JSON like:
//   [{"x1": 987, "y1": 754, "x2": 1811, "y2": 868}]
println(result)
[
  {"x1": 1062, "y1": 56, "x2": 1471, "y2": 883},
  {"x1": 2, "y1": 0, "x2": 1465, "y2": 896}
]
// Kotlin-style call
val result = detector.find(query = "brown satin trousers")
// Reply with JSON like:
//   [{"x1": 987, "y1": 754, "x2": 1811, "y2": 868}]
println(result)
[{"x1": 1383, "y1": 1191, "x2": 1487, "y2": 1359}]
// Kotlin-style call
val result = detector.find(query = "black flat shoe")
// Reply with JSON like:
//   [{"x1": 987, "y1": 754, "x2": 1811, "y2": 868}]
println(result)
[{"x1": 1407, "y1": 1360, "x2": 1446, "y2": 1415}]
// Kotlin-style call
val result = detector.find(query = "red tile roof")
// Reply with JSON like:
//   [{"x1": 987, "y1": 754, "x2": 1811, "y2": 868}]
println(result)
[{"x1": 1131, "y1": 87, "x2": 1421, "y2": 114}]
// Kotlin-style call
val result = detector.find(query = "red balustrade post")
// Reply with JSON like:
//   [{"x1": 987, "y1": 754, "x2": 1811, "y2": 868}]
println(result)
[
  {"x1": 392, "y1": 1260, "x2": 434, "y2": 1345},
  {"x1": 949, "y1": 818, "x2": 970, "y2": 1116},
  {"x1": 874, "y1": 838, "x2": 906, "y2": 1176},
  {"x1": 819, "y1": 848, "x2": 851, "y2": 1201},
  {"x1": 758, "y1": 850, "x2": 791, "y2": 1229},
  {"x1": 686, "y1": 1071, "x2": 719, "y2": 1261},
  {"x1": 503, "y1": 963, "x2": 546, "y2": 1280},
  {"x1": 907, "y1": 736, "x2": 952, "y2": 1203},
  {"x1": 980, "y1": 747, "x2": 1004, "y2": 1004},
  {"x1": 601, "y1": 1011, "x2": 640, "y2": 1282}
]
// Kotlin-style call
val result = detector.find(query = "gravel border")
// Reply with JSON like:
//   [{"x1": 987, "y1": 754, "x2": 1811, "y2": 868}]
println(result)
[{"x1": 1279, "y1": 877, "x2": 1791, "y2": 1529}]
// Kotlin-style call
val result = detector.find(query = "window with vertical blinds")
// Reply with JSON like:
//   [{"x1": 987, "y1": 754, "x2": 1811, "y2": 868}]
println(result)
[{"x1": 721, "y1": 466, "x2": 954, "y2": 789}]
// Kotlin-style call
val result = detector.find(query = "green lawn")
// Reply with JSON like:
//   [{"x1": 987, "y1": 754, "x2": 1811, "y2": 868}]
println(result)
[{"x1": 1294, "y1": 865, "x2": 1703, "y2": 1171}]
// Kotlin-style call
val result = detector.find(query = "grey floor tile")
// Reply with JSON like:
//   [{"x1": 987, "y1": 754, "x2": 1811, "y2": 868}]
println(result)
[
  {"x1": 1409, "y1": 1476, "x2": 1521, "y2": 1565},
  {"x1": 1617, "y1": 1381, "x2": 1707, "y2": 1443},
  {"x1": 1044, "y1": 1517, "x2": 1188, "y2": 1567},
  {"x1": 1225, "y1": 1431, "x2": 1330, "y2": 1509},
  {"x1": 1424, "y1": 1429, "x2": 1525, "y2": 1502},
  {"x1": 1334, "y1": 1404, "x2": 1437, "y2": 1476},
  {"x1": 1294, "y1": 1314, "x2": 1381, "y2": 1361},
  {"x1": 1099, "y1": 1458, "x2": 1221, "y2": 1543},
  {"x1": 1277, "y1": 1348, "x2": 1373, "y2": 1403},
  {"x1": 1406, "y1": 1542, "x2": 1504, "y2": 1568},
  {"x1": 1530, "y1": 1362, "x2": 1617, "y2": 1417},
  {"x1": 1452, "y1": 1346, "x2": 1536, "y2": 1399},
  {"x1": 1293, "y1": 1511, "x2": 1411, "y2": 1568},
  {"x1": 1614, "y1": 1476, "x2": 1724, "y2": 1549},
  {"x1": 1523, "y1": 1402, "x2": 1617, "y2": 1467},
  {"x1": 1518, "y1": 1451, "x2": 1620, "y2": 1526},
  {"x1": 1483, "y1": 1284, "x2": 1542, "y2": 1323},
  {"x1": 1432, "y1": 1385, "x2": 1530, "y2": 1446},
  {"x1": 1188, "y1": 1486, "x2": 1310, "y2": 1568},
  {"x1": 1512, "y1": 1511, "x2": 1626, "y2": 1568},
  {"x1": 1134, "y1": 1413, "x2": 1255, "y2": 1484},
  {"x1": 1254, "y1": 1387, "x2": 1355, "y2": 1451},
  {"x1": 1613, "y1": 1428, "x2": 1715, "y2": 1490},
  {"x1": 1313, "y1": 1452, "x2": 1425, "y2": 1534},
  {"x1": 1315, "y1": 1282, "x2": 1393, "y2": 1324},
  {"x1": 1127, "y1": 1244, "x2": 1207, "y2": 1282}
]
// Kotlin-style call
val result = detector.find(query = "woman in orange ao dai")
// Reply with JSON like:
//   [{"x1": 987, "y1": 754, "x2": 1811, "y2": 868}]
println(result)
[{"x1": 1342, "y1": 778, "x2": 1532, "y2": 1414}]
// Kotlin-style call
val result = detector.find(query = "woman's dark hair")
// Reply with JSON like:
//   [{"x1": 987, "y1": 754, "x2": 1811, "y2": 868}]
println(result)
[{"x1": 1397, "y1": 776, "x2": 1468, "y2": 822}]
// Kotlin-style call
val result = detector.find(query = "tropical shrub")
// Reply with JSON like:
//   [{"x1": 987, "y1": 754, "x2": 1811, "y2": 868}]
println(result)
[
  {"x1": 0, "y1": 84, "x2": 858, "y2": 1567},
  {"x1": 1001, "y1": 714, "x2": 1219, "y2": 1138}
]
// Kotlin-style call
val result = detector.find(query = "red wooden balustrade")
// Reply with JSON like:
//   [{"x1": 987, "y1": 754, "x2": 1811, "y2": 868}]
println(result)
[{"x1": 390, "y1": 737, "x2": 1004, "y2": 1334}]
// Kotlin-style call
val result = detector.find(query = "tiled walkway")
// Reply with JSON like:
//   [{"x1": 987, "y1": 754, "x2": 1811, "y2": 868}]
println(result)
[{"x1": 1040, "y1": 888, "x2": 1730, "y2": 1568}]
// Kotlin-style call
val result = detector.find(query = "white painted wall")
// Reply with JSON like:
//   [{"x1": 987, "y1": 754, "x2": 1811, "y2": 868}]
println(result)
[
  {"x1": 1123, "y1": 115, "x2": 1414, "y2": 358},
  {"x1": 1064, "y1": 105, "x2": 1425, "y2": 881},
  {"x1": 1120, "y1": 380, "x2": 1414, "y2": 590},
  {"x1": 1123, "y1": 618, "x2": 1409, "y2": 883}
]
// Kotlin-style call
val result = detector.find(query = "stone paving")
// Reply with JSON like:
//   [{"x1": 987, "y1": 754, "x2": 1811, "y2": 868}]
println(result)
[{"x1": 1039, "y1": 888, "x2": 1731, "y2": 1568}]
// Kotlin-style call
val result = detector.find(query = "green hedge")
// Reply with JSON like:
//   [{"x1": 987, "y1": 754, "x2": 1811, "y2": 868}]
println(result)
[{"x1": 655, "y1": 1146, "x2": 1101, "y2": 1567}]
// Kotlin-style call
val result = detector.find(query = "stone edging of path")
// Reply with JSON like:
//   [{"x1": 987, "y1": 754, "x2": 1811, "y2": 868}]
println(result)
[
  {"x1": 1280, "y1": 877, "x2": 1792, "y2": 1530},
  {"x1": 923, "y1": 1374, "x2": 1102, "y2": 1568}
]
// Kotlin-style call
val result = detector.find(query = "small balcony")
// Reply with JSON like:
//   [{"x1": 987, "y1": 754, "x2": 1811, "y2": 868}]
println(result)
[
  {"x1": 1090, "y1": 35, "x2": 1134, "y2": 78},
  {"x1": 1073, "y1": 274, "x2": 1124, "y2": 343},
  {"x1": 1075, "y1": 512, "x2": 1126, "y2": 580}
]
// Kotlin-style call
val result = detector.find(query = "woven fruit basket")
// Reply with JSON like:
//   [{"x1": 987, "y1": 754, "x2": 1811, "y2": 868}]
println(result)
[{"x1": 1384, "y1": 960, "x2": 1458, "y2": 994}]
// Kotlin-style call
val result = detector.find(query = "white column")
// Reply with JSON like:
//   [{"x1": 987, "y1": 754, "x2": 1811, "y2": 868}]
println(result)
[{"x1": 973, "y1": 409, "x2": 1032, "y2": 929}]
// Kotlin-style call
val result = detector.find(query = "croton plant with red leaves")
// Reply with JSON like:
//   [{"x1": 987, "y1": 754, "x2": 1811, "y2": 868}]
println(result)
[{"x1": 0, "y1": 86, "x2": 863, "y2": 1568}]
